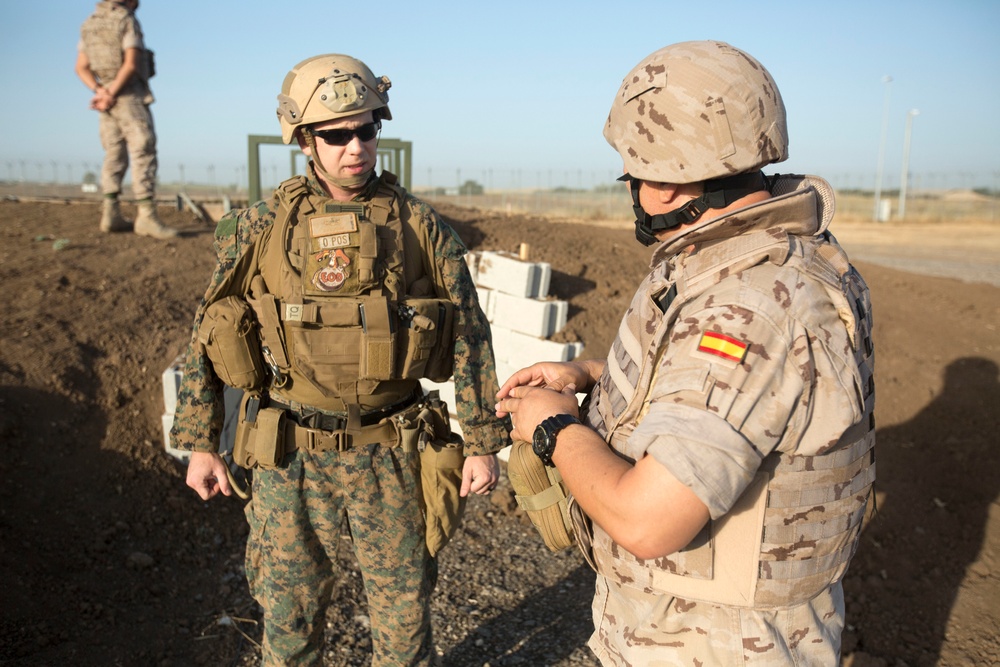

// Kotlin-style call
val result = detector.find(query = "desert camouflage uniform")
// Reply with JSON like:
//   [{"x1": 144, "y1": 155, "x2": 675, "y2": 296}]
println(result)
[
  {"x1": 79, "y1": 0, "x2": 157, "y2": 199},
  {"x1": 581, "y1": 175, "x2": 875, "y2": 665},
  {"x1": 171, "y1": 167, "x2": 507, "y2": 666}
]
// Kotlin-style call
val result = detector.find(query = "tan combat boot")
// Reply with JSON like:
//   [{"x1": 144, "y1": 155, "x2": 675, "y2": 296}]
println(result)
[
  {"x1": 134, "y1": 199, "x2": 179, "y2": 239},
  {"x1": 100, "y1": 198, "x2": 132, "y2": 233}
]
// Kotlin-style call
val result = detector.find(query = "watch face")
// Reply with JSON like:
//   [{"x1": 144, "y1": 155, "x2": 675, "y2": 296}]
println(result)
[{"x1": 532, "y1": 425, "x2": 548, "y2": 452}]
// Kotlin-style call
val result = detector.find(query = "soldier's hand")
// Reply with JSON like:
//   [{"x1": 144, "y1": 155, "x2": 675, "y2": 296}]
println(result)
[
  {"x1": 497, "y1": 384, "x2": 580, "y2": 442},
  {"x1": 496, "y1": 361, "x2": 582, "y2": 408},
  {"x1": 461, "y1": 454, "x2": 499, "y2": 496},
  {"x1": 186, "y1": 451, "x2": 233, "y2": 500}
]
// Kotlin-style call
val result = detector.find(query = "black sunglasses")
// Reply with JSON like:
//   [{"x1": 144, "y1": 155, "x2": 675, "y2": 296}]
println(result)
[{"x1": 311, "y1": 121, "x2": 381, "y2": 146}]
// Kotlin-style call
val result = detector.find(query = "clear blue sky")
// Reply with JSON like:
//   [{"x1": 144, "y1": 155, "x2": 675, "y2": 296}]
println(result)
[{"x1": 1, "y1": 1, "x2": 998, "y2": 192}]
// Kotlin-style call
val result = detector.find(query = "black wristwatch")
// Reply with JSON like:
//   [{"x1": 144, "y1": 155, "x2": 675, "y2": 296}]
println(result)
[{"x1": 532, "y1": 414, "x2": 581, "y2": 467}]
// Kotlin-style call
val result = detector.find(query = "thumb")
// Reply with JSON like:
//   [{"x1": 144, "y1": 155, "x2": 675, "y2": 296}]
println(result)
[
  {"x1": 459, "y1": 466, "x2": 473, "y2": 498},
  {"x1": 216, "y1": 462, "x2": 234, "y2": 497},
  {"x1": 560, "y1": 383, "x2": 578, "y2": 396}
]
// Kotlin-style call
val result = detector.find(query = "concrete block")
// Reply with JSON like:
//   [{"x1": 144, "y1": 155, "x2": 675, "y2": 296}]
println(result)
[
  {"x1": 161, "y1": 353, "x2": 184, "y2": 415},
  {"x1": 160, "y1": 351, "x2": 242, "y2": 460},
  {"x1": 420, "y1": 379, "x2": 463, "y2": 439},
  {"x1": 476, "y1": 286, "x2": 495, "y2": 321},
  {"x1": 465, "y1": 252, "x2": 480, "y2": 280},
  {"x1": 506, "y1": 330, "x2": 584, "y2": 364},
  {"x1": 493, "y1": 359, "x2": 519, "y2": 388},
  {"x1": 161, "y1": 412, "x2": 190, "y2": 462},
  {"x1": 475, "y1": 251, "x2": 551, "y2": 299},
  {"x1": 491, "y1": 292, "x2": 568, "y2": 338}
]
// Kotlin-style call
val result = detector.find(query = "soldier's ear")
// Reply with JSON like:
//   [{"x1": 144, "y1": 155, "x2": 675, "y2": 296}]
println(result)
[{"x1": 296, "y1": 131, "x2": 312, "y2": 158}]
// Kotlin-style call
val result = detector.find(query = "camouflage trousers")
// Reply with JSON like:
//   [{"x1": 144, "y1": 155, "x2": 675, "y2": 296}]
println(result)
[
  {"x1": 245, "y1": 443, "x2": 436, "y2": 667},
  {"x1": 98, "y1": 94, "x2": 158, "y2": 200},
  {"x1": 587, "y1": 575, "x2": 845, "y2": 666}
]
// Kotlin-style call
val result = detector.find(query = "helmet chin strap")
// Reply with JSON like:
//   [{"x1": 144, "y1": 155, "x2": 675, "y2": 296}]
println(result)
[
  {"x1": 302, "y1": 129, "x2": 375, "y2": 190},
  {"x1": 621, "y1": 171, "x2": 767, "y2": 246}
]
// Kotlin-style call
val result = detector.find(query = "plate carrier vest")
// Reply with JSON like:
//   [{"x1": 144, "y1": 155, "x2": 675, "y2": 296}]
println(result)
[
  {"x1": 243, "y1": 172, "x2": 455, "y2": 412},
  {"x1": 579, "y1": 227, "x2": 876, "y2": 610}
]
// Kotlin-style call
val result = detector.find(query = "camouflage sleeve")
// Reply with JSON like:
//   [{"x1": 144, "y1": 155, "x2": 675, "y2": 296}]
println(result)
[
  {"x1": 409, "y1": 198, "x2": 510, "y2": 456},
  {"x1": 627, "y1": 267, "x2": 865, "y2": 518},
  {"x1": 169, "y1": 200, "x2": 275, "y2": 453},
  {"x1": 121, "y1": 15, "x2": 143, "y2": 51}
]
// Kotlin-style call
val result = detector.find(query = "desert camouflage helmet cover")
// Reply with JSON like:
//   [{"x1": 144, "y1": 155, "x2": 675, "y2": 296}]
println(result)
[
  {"x1": 604, "y1": 40, "x2": 788, "y2": 184},
  {"x1": 276, "y1": 54, "x2": 392, "y2": 144}
]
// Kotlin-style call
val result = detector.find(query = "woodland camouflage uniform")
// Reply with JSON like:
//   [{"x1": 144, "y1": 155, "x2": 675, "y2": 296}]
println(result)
[{"x1": 171, "y1": 165, "x2": 506, "y2": 666}]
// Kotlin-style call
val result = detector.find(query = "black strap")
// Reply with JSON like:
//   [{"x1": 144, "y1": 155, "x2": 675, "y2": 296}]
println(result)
[
  {"x1": 268, "y1": 389, "x2": 420, "y2": 431},
  {"x1": 621, "y1": 171, "x2": 768, "y2": 246}
]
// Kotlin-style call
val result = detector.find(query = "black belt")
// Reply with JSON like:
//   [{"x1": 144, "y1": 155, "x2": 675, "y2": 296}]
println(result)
[{"x1": 268, "y1": 390, "x2": 420, "y2": 432}]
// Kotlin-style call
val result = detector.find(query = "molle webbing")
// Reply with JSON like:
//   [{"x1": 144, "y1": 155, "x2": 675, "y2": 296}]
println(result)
[
  {"x1": 249, "y1": 275, "x2": 289, "y2": 370},
  {"x1": 248, "y1": 172, "x2": 453, "y2": 408},
  {"x1": 585, "y1": 225, "x2": 876, "y2": 609}
]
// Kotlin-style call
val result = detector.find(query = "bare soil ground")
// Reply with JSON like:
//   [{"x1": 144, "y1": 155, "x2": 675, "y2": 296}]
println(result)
[{"x1": 1, "y1": 197, "x2": 999, "y2": 666}]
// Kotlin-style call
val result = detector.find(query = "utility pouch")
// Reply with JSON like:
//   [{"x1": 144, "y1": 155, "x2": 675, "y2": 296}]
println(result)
[
  {"x1": 400, "y1": 394, "x2": 465, "y2": 557},
  {"x1": 397, "y1": 298, "x2": 455, "y2": 381},
  {"x1": 506, "y1": 440, "x2": 575, "y2": 552},
  {"x1": 420, "y1": 438, "x2": 466, "y2": 558},
  {"x1": 233, "y1": 394, "x2": 286, "y2": 470},
  {"x1": 199, "y1": 296, "x2": 265, "y2": 390},
  {"x1": 359, "y1": 297, "x2": 396, "y2": 380}
]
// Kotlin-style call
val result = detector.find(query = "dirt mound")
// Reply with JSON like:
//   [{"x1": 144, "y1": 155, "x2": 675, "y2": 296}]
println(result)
[{"x1": 1, "y1": 198, "x2": 998, "y2": 666}]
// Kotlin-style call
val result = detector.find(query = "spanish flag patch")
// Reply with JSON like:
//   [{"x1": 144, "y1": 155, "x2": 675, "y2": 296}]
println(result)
[{"x1": 697, "y1": 331, "x2": 748, "y2": 363}]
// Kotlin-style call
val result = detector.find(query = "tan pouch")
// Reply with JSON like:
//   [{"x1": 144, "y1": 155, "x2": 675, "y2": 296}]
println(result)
[
  {"x1": 359, "y1": 297, "x2": 396, "y2": 380},
  {"x1": 506, "y1": 440, "x2": 574, "y2": 552},
  {"x1": 397, "y1": 299, "x2": 455, "y2": 381},
  {"x1": 400, "y1": 396, "x2": 465, "y2": 557},
  {"x1": 232, "y1": 394, "x2": 286, "y2": 470},
  {"x1": 199, "y1": 296, "x2": 264, "y2": 390},
  {"x1": 420, "y1": 439, "x2": 467, "y2": 558}
]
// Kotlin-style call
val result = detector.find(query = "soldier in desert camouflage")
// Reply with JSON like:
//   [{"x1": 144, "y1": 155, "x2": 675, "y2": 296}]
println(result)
[
  {"x1": 171, "y1": 54, "x2": 506, "y2": 666},
  {"x1": 497, "y1": 40, "x2": 875, "y2": 665},
  {"x1": 75, "y1": 0, "x2": 177, "y2": 239}
]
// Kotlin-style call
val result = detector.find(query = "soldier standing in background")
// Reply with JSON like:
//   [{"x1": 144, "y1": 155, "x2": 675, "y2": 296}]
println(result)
[
  {"x1": 172, "y1": 53, "x2": 506, "y2": 666},
  {"x1": 497, "y1": 41, "x2": 876, "y2": 665},
  {"x1": 75, "y1": 0, "x2": 177, "y2": 239}
]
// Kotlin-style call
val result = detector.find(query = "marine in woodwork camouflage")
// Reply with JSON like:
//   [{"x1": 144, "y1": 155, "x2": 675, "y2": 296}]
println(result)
[
  {"x1": 172, "y1": 53, "x2": 505, "y2": 666},
  {"x1": 170, "y1": 167, "x2": 505, "y2": 459}
]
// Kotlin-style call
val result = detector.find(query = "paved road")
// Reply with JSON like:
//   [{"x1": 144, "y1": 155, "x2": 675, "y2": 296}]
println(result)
[{"x1": 832, "y1": 222, "x2": 1000, "y2": 288}]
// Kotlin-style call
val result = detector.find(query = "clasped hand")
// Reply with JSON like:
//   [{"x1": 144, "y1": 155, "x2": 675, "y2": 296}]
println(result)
[
  {"x1": 495, "y1": 361, "x2": 587, "y2": 441},
  {"x1": 90, "y1": 88, "x2": 115, "y2": 112}
]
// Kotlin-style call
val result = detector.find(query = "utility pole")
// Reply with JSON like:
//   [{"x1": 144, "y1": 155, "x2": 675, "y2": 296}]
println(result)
[
  {"x1": 873, "y1": 76, "x2": 892, "y2": 222},
  {"x1": 898, "y1": 109, "x2": 920, "y2": 220}
]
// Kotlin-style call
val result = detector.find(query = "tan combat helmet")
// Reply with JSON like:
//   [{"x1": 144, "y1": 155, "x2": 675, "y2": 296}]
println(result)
[
  {"x1": 276, "y1": 54, "x2": 392, "y2": 144},
  {"x1": 604, "y1": 41, "x2": 789, "y2": 245}
]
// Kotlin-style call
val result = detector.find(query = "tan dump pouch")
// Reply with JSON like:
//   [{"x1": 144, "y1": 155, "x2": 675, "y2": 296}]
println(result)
[
  {"x1": 506, "y1": 440, "x2": 575, "y2": 552},
  {"x1": 420, "y1": 440, "x2": 466, "y2": 558},
  {"x1": 359, "y1": 297, "x2": 396, "y2": 380},
  {"x1": 398, "y1": 298, "x2": 456, "y2": 382},
  {"x1": 402, "y1": 398, "x2": 466, "y2": 557},
  {"x1": 198, "y1": 296, "x2": 265, "y2": 391},
  {"x1": 232, "y1": 394, "x2": 286, "y2": 470}
]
